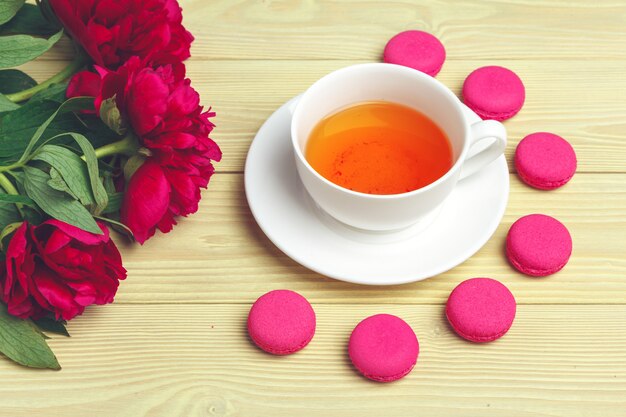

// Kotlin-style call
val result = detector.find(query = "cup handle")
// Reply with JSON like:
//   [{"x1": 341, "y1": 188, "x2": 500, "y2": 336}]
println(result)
[{"x1": 460, "y1": 120, "x2": 507, "y2": 179}]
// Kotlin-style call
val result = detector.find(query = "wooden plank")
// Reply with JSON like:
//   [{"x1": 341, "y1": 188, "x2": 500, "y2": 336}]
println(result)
[
  {"x1": 37, "y1": 0, "x2": 626, "y2": 61},
  {"x1": 17, "y1": 59, "x2": 626, "y2": 173},
  {"x1": 108, "y1": 172, "x2": 626, "y2": 305},
  {"x1": 0, "y1": 304, "x2": 624, "y2": 417}
]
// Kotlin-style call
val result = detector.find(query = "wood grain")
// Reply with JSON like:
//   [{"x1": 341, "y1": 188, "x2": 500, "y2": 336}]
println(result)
[
  {"x1": 18, "y1": 59, "x2": 626, "y2": 173},
  {"x1": 107, "y1": 172, "x2": 626, "y2": 305},
  {"x1": 0, "y1": 304, "x2": 624, "y2": 417},
  {"x1": 37, "y1": 0, "x2": 626, "y2": 61},
  {"x1": 7, "y1": 2, "x2": 626, "y2": 415}
]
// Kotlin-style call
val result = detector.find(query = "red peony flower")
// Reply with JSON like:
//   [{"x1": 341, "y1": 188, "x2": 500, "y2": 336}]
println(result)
[
  {"x1": 0, "y1": 220, "x2": 126, "y2": 320},
  {"x1": 49, "y1": 0, "x2": 193, "y2": 69},
  {"x1": 65, "y1": 70, "x2": 101, "y2": 98},
  {"x1": 120, "y1": 160, "x2": 171, "y2": 244},
  {"x1": 68, "y1": 57, "x2": 221, "y2": 243}
]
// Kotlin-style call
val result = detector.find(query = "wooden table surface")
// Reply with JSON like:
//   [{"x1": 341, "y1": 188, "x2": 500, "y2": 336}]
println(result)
[{"x1": 3, "y1": 1, "x2": 626, "y2": 416}]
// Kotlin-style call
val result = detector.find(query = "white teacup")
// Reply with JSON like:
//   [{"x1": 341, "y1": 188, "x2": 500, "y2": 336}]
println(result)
[{"x1": 290, "y1": 63, "x2": 506, "y2": 232}]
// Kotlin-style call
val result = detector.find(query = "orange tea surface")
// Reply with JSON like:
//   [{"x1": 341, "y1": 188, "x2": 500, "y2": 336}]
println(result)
[{"x1": 305, "y1": 101, "x2": 453, "y2": 195}]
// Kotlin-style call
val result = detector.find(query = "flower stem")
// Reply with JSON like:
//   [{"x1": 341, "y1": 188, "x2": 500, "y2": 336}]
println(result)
[
  {"x1": 0, "y1": 172, "x2": 24, "y2": 218},
  {"x1": 0, "y1": 173, "x2": 18, "y2": 195},
  {"x1": 93, "y1": 134, "x2": 140, "y2": 159},
  {"x1": 0, "y1": 161, "x2": 24, "y2": 174},
  {"x1": 5, "y1": 54, "x2": 88, "y2": 103}
]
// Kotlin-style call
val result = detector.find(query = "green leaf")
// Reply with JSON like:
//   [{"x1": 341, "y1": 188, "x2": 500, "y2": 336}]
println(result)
[
  {"x1": 23, "y1": 166, "x2": 101, "y2": 234},
  {"x1": 0, "y1": 70, "x2": 32, "y2": 111},
  {"x1": 0, "y1": 93, "x2": 18, "y2": 112},
  {"x1": 76, "y1": 115, "x2": 123, "y2": 149},
  {"x1": 0, "y1": 69, "x2": 36, "y2": 94},
  {"x1": 33, "y1": 144, "x2": 95, "y2": 205},
  {"x1": 47, "y1": 167, "x2": 76, "y2": 198},
  {"x1": 0, "y1": 4, "x2": 58, "y2": 36},
  {"x1": 33, "y1": 317, "x2": 69, "y2": 337},
  {"x1": 27, "y1": 320, "x2": 49, "y2": 339},
  {"x1": 63, "y1": 133, "x2": 108, "y2": 214},
  {"x1": 0, "y1": 96, "x2": 66, "y2": 164},
  {"x1": 17, "y1": 96, "x2": 94, "y2": 164},
  {"x1": 0, "y1": 221, "x2": 21, "y2": 251},
  {"x1": 0, "y1": 0, "x2": 25, "y2": 26},
  {"x1": 20, "y1": 206, "x2": 41, "y2": 226},
  {"x1": 0, "y1": 205, "x2": 19, "y2": 229},
  {"x1": 103, "y1": 174, "x2": 116, "y2": 193},
  {"x1": 0, "y1": 191, "x2": 20, "y2": 231},
  {"x1": 33, "y1": 134, "x2": 108, "y2": 214},
  {"x1": 94, "y1": 215, "x2": 133, "y2": 239},
  {"x1": 0, "y1": 192, "x2": 35, "y2": 206},
  {"x1": 0, "y1": 99, "x2": 61, "y2": 164},
  {"x1": 99, "y1": 96, "x2": 127, "y2": 135},
  {"x1": 0, "y1": 221, "x2": 21, "y2": 239},
  {"x1": 0, "y1": 303, "x2": 60, "y2": 369},
  {"x1": 9, "y1": 170, "x2": 24, "y2": 191},
  {"x1": 28, "y1": 82, "x2": 66, "y2": 104},
  {"x1": 123, "y1": 154, "x2": 146, "y2": 181},
  {"x1": 0, "y1": 29, "x2": 62, "y2": 69},
  {"x1": 102, "y1": 192, "x2": 123, "y2": 214},
  {"x1": 36, "y1": 0, "x2": 61, "y2": 29},
  {"x1": 8, "y1": 171, "x2": 43, "y2": 227},
  {"x1": 0, "y1": 96, "x2": 117, "y2": 167}
]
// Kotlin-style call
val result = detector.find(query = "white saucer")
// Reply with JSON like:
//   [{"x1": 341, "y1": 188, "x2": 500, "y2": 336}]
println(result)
[{"x1": 244, "y1": 97, "x2": 509, "y2": 285}]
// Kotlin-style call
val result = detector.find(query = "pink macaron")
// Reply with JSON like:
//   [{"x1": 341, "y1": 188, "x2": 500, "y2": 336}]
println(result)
[
  {"x1": 462, "y1": 66, "x2": 525, "y2": 121},
  {"x1": 383, "y1": 30, "x2": 446, "y2": 76},
  {"x1": 348, "y1": 314, "x2": 419, "y2": 382},
  {"x1": 506, "y1": 214, "x2": 573, "y2": 277},
  {"x1": 515, "y1": 132, "x2": 577, "y2": 190},
  {"x1": 247, "y1": 290, "x2": 316, "y2": 355},
  {"x1": 446, "y1": 278, "x2": 517, "y2": 343}
]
